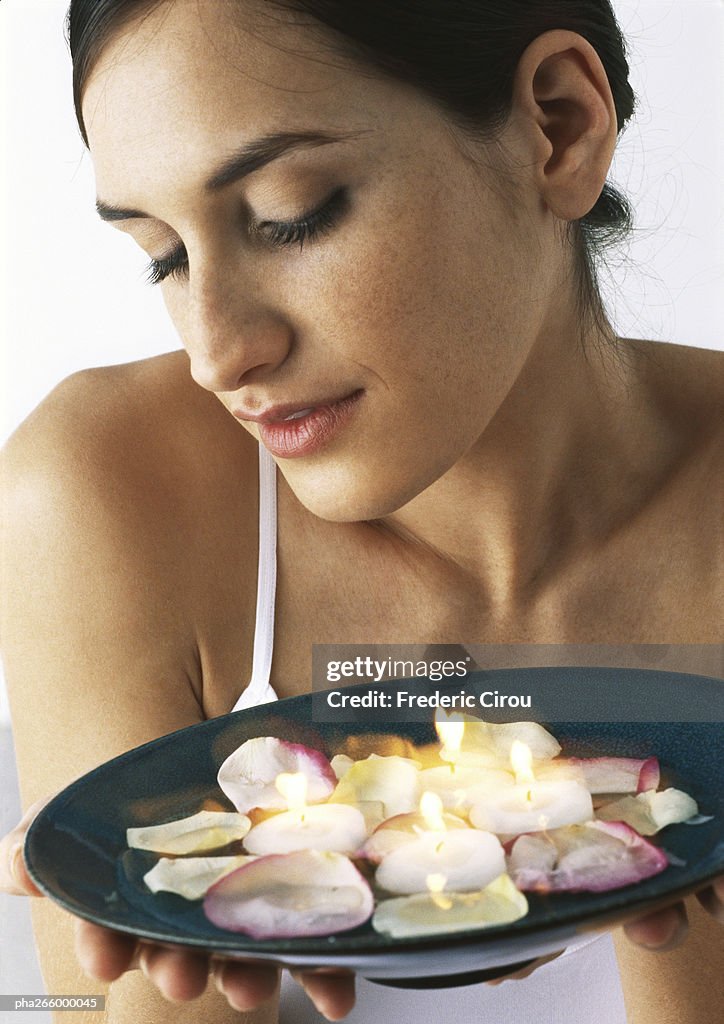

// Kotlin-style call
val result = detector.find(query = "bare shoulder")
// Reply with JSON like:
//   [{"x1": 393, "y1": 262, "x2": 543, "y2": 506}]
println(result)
[
  {"x1": 1, "y1": 352, "x2": 260, "y2": 802},
  {"x1": 627, "y1": 338, "x2": 724, "y2": 439},
  {"x1": 4, "y1": 350, "x2": 254, "y2": 489},
  {"x1": 578, "y1": 340, "x2": 724, "y2": 642},
  {"x1": 2, "y1": 352, "x2": 259, "y2": 559},
  {"x1": 624, "y1": 340, "x2": 723, "y2": 507}
]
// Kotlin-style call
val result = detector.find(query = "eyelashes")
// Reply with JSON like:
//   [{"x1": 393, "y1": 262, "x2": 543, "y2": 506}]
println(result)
[
  {"x1": 257, "y1": 185, "x2": 348, "y2": 249},
  {"x1": 144, "y1": 186, "x2": 348, "y2": 286},
  {"x1": 145, "y1": 247, "x2": 188, "y2": 286}
]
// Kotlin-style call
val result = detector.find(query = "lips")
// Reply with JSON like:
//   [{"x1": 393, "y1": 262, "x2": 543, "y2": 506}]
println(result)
[{"x1": 233, "y1": 390, "x2": 364, "y2": 459}]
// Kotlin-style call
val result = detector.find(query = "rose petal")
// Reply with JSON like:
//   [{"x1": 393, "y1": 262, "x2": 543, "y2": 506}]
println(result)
[
  {"x1": 596, "y1": 788, "x2": 699, "y2": 835},
  {"x1": 484, "y1": 721, "x2": 561, "y2": 762},
  {"x1": 538, "y1": 756, "x2": 660, "y2": 795},
  {"x1": 217, "y1": 737, "x2": 335, "y2": 814},
  {"x1": 507, "y1": 820, "x2": 668, "y2": 893},
  {"x1": 372, "y1": 873, "x2": 528, "y2": 938},
  {"x1": 339, "y1": 734, "x2": 420, "y2": 761},
  {"x1": 636, "y1": 757, "x2": 661, "y2": 793},
  {"x1": 203, "y1": 850, "x2": 373, "y2": 938},
  {"x1": 329, "y1": 755, "x2": 420, "y2": 819},
  {"x1": 330, "y1": 754, "x2": 354, "y2": 779},
  {"x1": 143, "y1": 855, "x2": 255, "y2": 900},
  {"x1": 127, "y1": 810, "x2": 250, "y2": 855},
  {"x1": 418, "y1": 765, "x2": 514, "y2": 811},
  {"x1": 445, "y1": 717, "x2": 560, "y2": 766}
]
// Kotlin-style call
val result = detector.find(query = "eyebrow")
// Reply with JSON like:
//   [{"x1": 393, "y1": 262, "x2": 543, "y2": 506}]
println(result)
[{"x1": 95, "y1": 129, "x2": 363, "y2": 222}]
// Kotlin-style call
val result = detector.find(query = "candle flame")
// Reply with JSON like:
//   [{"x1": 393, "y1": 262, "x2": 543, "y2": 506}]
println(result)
[
  {"x1": 510, "y1": 740, "x2": 535, "y2": 785},
  {"x1": 420, "y1": 790, "x2": 446, "y2": 832},
  {"x1": 275, "y1": 772, "x2": 307, "y2": 812},
  {"x1": 426, "y1": 872, "x2": 453, "y2": 910},
  {"x1": 435, "y1": 711, "x2": 465, "y2": 764}
]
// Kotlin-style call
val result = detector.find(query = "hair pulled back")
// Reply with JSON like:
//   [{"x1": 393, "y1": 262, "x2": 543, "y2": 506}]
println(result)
[{"x1": 67, "y1": 0, "x2": 636, "y2": 333}]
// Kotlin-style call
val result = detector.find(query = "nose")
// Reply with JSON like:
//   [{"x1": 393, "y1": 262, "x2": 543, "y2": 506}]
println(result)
[{"x1": 180, "y1": 263, "x2": 293, "y2": 394}]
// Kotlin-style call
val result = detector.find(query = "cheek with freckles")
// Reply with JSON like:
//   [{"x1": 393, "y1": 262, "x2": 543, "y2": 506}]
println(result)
[{"x1": 273, "y1": 190, "x2": 539, "y2": 522}]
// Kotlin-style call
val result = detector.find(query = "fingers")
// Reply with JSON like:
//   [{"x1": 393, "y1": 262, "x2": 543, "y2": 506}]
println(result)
[
  {"x1": 139, "y1": 945, "x2": 210, "y2": 1002},
  {"x1": 623, "y1": 901, "x2": 689, "y2": 951},
  {"x1": 76, "y1": 921, "x2": 280, "y2": 1010},
  {"x1": 74, "y1": 919, "x2": 139, "y2": 981},
  {"x1": 0, "y1": 797, "x2": 52, "y2": 896},
  {"x1": 695, "y1": 877, "x2": 724, "y2": 924},
  {"x1": 291, "y1": 969, "x2": 356, "y2": 1021},
  {"x1": 212, "y1": 959, "x2": 279, "y2": 1012},
  {"x1": 77, "y1": 924, "x2": 211, "y2": 1004}
]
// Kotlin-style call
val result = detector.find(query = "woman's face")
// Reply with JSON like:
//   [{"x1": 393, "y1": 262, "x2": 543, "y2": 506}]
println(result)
[{"x1": 84, "y1": 0, "x2": 557, "y2": 520}]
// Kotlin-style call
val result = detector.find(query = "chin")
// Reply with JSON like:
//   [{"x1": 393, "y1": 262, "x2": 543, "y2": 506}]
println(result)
[{"x1": 280, "y1": 457, "x2": 444, "y2": 523}]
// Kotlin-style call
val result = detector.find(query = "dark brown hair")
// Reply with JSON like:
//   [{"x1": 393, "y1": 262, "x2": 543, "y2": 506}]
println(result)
[{"x1": 67, "y1": 0, "x2": 636, "y2": 335}]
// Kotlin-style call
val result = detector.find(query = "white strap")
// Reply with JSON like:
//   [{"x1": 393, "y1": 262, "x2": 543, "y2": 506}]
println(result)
[{"x1": 231, "y1": 445, "x2": 278, "y2": 712}]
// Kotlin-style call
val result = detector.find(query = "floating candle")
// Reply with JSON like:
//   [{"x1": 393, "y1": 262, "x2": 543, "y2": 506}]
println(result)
[
  {"x1": 418, "y1": 764, "x2": 515, "y2": 811},
  {"x1": 469, "y1": 742, "x2": 593, "y2": 835},
  {"x1": 375, "y1": 792, "x2": 506, "y2": 894},
  {"x1": 435, "y1": 711, "x2": 466, "y2": 764},
  {"x1": 243, "y1": 772, "x2": 367, "y2": 855},
  {"x1": 362, "y1": 806, "x2": 469, "y2": 863}
]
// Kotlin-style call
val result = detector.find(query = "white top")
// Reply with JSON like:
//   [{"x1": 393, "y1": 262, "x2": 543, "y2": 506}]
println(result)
[{"x1": 232, "y1": 445, "x2": 628, "y2": 1023}]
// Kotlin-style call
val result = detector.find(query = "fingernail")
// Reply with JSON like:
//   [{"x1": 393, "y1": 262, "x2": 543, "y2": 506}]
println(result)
[
  {"x1": 139, "y1": 949, "x2": 151, "y2": 980},
  {"x1": 10, "y1": 844, "x2": 24, "y2": 885},
  {"x1": 210, "y1": 963, "x2": 225, "y2": 994}
]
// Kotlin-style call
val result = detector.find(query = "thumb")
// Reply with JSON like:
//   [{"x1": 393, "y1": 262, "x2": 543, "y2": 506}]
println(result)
[{"x1": 0, "y1": 797, "x2": 51, "y2": 897}]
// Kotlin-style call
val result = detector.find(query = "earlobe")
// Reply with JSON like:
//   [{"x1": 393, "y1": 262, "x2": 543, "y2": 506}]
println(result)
[{"x1": 512, "y1": 30, "x2": 618, "y2": 221}]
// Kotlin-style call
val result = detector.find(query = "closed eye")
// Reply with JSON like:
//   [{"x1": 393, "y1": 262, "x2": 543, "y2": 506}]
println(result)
[
  {"x1": 145, "y1": 246, "x2": 189, "y2": 285},
  {"x1": 144, "y1": 186, "x2": 349, "y2": 285},
  {"x1": 256, "y1": 186, "x2": 348, "y2": 250}
]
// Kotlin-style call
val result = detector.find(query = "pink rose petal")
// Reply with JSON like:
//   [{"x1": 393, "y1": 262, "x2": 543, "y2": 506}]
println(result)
[
  {"x1": 217, "y1": 737, "x2": 335, "y2": 814},
  {"x1": 540, "y1": 756, "x2": 660, "y2": 795},
  {"x1": 203, "y1": 850, "x2": 373, "y2": 938},
  {"x1": 507, "y1": 820, "x2": 668, "y2": 893},
  {"x1": 636, "y1": 757, "x2": 661, "y2": 794}
]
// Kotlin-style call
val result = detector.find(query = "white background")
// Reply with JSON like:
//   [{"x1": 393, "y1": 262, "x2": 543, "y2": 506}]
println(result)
[
  {"x1": 1, "y1": 1, "x2": 723, "y2": 703},
  {"x1": 0, "y1": 0, "x2": 722, "y2": 1009}
]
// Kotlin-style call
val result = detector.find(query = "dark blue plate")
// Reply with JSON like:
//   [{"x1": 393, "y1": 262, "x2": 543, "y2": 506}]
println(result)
[{"x1": 25, "y1": 668, "x2": 724, "y2": 984}]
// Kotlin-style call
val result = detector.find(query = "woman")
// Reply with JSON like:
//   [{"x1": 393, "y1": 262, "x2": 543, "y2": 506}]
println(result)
[{"x1": 1, "y1": 1, "x2": 722, "y2": 1022}]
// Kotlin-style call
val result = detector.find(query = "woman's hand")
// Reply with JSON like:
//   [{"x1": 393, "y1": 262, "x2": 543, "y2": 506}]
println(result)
[
  {"x1": 487, "y1": 877, "x2": 724, "y2": 987},
  {"x1": 3, "y1": 800, "x2": 720, "y2": 1017},
  {"x1": 0, "y1": 799, "x2": 352, "y2": 1020},
  {"x1": 0, "y1": 798, "x2": 48, "y2": 897},
  {"x1": 623, "y1": 878, "x2": 724, "y2": 950},
  {"x1": 74, "y1": 928, "x2": 356, "y2": 1020}
]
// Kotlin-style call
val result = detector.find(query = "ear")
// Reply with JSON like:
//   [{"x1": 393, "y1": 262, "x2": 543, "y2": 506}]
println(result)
[{"x1": 510, "y1": 30, "x2": 619, "y2": 221}]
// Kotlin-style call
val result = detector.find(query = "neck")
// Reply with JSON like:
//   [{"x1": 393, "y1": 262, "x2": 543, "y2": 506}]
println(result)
[{"x1": 380, "y1": 307, "x2": 669, "y2": 609}]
